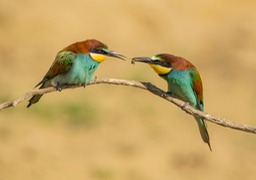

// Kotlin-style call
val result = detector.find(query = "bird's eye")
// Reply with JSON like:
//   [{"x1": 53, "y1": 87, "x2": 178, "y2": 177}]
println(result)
[
  {"x1": 93, "y1": 48, "x2": 107, "y2": 54},
  {"x1": 100, "y1": 49, "x2": 107, "y2": 54}
]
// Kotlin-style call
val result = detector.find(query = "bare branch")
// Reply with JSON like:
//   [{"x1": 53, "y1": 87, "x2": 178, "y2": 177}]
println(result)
[{"x1": 1, "y1": 77, "x2": 256, "y2": 134}]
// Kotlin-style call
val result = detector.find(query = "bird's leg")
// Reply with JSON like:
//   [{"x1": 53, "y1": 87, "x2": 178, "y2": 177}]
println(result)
[
  {"x1": 166, "y1": 91, "x2": 173, "y2": 97},
  {"x1": 166, "y1": 91, "x2": 172, "y2": 96},
  {"x1": 82, "y1": 83, "x2": 86, "y2": 88},
  {"x1": 56, "y1": 82, "x2": 62, "y2": 92}
]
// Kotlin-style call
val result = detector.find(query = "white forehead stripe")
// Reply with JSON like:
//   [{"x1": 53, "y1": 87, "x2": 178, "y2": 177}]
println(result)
[{"x1": 151, "y1": 55, "x2": 159, "y2": 60}]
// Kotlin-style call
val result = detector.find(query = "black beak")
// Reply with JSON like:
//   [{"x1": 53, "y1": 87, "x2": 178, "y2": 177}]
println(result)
[
  {"x1": 107, "y1": 51, "x2": 126, "y2": 60},
  {"x1": 132, "y1": 56, "x2": 171, "y2": 67},
  {"x1": 132, "y1": 57, "x2": 155, "y2": 64}
]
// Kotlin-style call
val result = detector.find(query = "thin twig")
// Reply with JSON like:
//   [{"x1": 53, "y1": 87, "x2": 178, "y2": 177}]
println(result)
[{"x1": 1, "y1": 77, "x2": 256, "y2": 134}]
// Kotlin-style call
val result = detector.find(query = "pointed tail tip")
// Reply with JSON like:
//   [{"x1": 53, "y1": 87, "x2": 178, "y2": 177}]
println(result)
[
  {"x1": 207, "y1": 142, "x2": 212, "y2": 152},
  {"x1": 27, "y1": 103, "x2": 32, "y2": 108},
  {"x1": 27, "y1": 94, "x2": 43, "y2": 108}
]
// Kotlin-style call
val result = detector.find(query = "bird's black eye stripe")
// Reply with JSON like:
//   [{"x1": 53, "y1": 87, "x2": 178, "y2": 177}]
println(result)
[
  {"x1": 92, "y1": 48, "x2": 107, "y2": 55},
  {"x1": 153, "y1": 60, "x2": 171, "y2": 67}
]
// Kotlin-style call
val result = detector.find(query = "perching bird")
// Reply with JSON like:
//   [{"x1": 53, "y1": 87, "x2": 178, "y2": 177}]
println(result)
[
  {"x1": 132, "y1": 54, "x2": 211, "y2": 150},
  {"x1": 27, "y1": 39, "x2": 126, "y2": 108}
]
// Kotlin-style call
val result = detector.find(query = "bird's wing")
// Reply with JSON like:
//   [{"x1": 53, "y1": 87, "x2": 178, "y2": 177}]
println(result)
[
  {"x1": 35, "y1": 51, "x2": 76, "y2": 87},
  {"x1": 189, "y1": 68, "x2": 211, "y2": 149},
  {"x1": 189, "y1": 68, "x2": 204, "y2": 111}
]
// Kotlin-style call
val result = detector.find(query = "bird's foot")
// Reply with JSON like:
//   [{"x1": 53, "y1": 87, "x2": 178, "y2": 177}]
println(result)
[
  {"x1": 56, "y1": 82, "x2": 62, "y2": 91},
  {"x1": 82, "y1": 83, "x2": 86, "y2": 88},
  {"x1": 167, "y1": 91, "x2": 172, "y2": 95},
  {"x1": 165, "y1": 92, "x2": 173, "y2": 98},
  {"x1": 181, "y1": 102, "x2": 189, "y2": 110}
]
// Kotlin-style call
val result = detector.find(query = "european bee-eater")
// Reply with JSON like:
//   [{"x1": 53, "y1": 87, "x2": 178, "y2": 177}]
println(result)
[
  {"x1": 132, "y1": 54, "x2": 211, "y2": 150},
  {"x1": 27, "y1": 39, "x2": 126, "y2": 108}
]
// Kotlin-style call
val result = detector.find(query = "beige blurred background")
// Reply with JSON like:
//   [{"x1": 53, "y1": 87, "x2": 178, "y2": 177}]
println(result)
[{"x1": 1, "y1": 0, "x2": 256, "y2": 179}]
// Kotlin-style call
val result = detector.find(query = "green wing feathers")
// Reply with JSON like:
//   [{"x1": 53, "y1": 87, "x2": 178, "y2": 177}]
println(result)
[
  {"x1": 189, "y1": 68, "x2": 211, "y2": 150},
  {"x1": 44, "y1": 51, "x2": 76, "y2": 80},
  {"x1": 189, "y1": 68, "x2": 204, "y2": 111},
  {"x1": 27, "y1": 51, "x2": 76, "y2": 108}
]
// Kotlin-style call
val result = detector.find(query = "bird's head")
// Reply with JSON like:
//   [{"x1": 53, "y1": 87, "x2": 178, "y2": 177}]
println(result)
[
  {"x1": 89, "y1": 44, "x2": 126, "y2": 63},
  {"x1": 132, "y1": 54, "x2": 172, "y2": 75},
  {"x1": 132, "y1": 53, "x2": 194, "y2": 75},
  {"x1": 64, "y1": 39, "x2": 126, "y2": 63}
]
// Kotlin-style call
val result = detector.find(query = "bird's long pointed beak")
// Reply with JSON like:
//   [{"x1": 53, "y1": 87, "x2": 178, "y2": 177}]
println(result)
[
  {"x1": 107, "y1": 51, "x2": 126, "y2": 60},
  {"x1": 131, "y1": 57, "x2": 154, "y2": 64}
]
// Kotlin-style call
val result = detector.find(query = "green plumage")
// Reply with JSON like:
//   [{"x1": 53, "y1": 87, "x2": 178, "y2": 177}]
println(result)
[
  {"x1": 27, "y1": 52, "x2": 99, "y2": 107},
  {"x1": 132, "y1": 54, "x2": 211, "y2": 150},
  {"x1": 27, "y1": 39, "x2": 125, "y2": 108},
  {"x1": 162, "y1": 68, "x2": 211, "y2": 150}
]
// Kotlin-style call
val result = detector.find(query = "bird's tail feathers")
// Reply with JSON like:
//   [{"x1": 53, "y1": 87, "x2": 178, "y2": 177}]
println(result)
[
  {"x1": 27, "y1": 94, "x2": 43, "y2": 108},
  {"x1": 195, "y1": 116, "x2": 212, "y2": 151},
  {"x1": 27, "y1": 83, "x2": 45, "y2": 108}
]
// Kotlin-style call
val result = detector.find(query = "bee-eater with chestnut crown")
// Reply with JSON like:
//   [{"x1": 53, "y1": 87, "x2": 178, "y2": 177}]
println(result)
[
  {"x1": 132, "y1": 54, "x2": 211, "y2": 150},
  {"x1": 27, "y1": 39, "x2": 126, "y2": 108}
]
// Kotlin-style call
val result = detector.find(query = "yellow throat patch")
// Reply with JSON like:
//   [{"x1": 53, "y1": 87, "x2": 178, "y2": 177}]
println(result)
[
  {"x1": 90, "y1": 53, "x2": 107, "y2": 63},
  {"x1": 149, "y1": 64, "x2": 171, "y2": 75}
]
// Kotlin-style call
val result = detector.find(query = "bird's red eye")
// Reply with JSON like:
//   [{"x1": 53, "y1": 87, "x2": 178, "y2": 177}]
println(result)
[
  {"x1": 98, "y1": 49, "x2": 105, "y2": 54},
  {"x1": 92, "y1": 48, "x2": 107, "y2": 55}
]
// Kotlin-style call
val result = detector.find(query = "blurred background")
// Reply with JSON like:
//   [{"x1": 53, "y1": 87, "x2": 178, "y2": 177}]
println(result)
[{"x1": 1, "y1": 0, "x2": 256, "y2": 179}]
